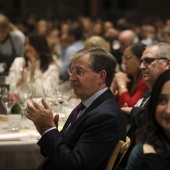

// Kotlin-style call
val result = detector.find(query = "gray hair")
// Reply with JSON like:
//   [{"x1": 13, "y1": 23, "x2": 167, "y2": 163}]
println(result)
[{"x1": 147, "y1": 42, "x2": 170, "y2": 59}]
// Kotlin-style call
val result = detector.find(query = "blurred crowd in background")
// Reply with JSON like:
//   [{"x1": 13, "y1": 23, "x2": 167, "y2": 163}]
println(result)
[
  {"x1": 1, "y1": 11, "x2": 170, "y2": 170},
  {"x1": 1, "y1": 13, "x2": 170, "y2": 99}
]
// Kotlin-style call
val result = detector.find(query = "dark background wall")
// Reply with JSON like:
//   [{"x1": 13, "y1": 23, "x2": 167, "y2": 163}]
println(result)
[{"x1": 0, "y1": 0, "x2": 170, "y2": 23}]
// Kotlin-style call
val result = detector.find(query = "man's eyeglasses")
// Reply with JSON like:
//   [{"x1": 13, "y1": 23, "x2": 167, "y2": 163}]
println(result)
[
  {"x1": 67, "y1": 67, "x2": 93, "y2": 76},
  {"x1": 139, "y1": 57, "x2": 167, "y2": 67}
]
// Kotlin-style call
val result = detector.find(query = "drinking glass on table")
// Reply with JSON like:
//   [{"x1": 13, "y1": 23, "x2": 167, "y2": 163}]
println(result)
[
  {"x1": 56, "y1": 91, "x2": 67, "y2": 123},
  {"x1": 1, "y1": 90, "x2": 21, "y2": 131},
  {"x1": 1, "y1": 90, "x2": 16, "y2": 115},
  {"x1": 18, "y1": 91, "x2": 32, "y2": 129}
]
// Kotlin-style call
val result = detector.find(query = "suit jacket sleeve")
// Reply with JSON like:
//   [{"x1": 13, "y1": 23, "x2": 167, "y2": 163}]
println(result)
[{"x1": 37, "y1": 90, "x2": 126, "y2": 170}]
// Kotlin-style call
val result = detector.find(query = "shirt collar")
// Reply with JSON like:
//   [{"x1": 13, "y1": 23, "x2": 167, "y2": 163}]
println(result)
[{"x1": 82, "y1": 87, "x2": 108, "y2": 108}]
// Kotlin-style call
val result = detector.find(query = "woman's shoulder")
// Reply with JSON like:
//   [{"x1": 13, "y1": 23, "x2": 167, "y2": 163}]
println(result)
[
  {"x1": 142, "y1": 143, "x2": 170, "y2": 169},
  {"x1": 142, "y1": 151, "x2": 170, "y2": 170},
  {"x1": 143, "y1": 143, "x2": 156, "y2": 154},
  {"x1": 13, "y1": 57, "x2": 25, "y2": 64},
  {"x1": 48, "y1": 62, "x2": 60, "y2": 70},
  {"x1": 10, "y1": 57, "x2": 25, "y2": 70},
  {"x1": 42, "y1": 62, "x2": 59, "y2": 77},
  {"x1": 126, "y1": 143, "x2": 170, "y2": 170},
  {"x1": 10, "y1": 30, "x2": 25, "y2": 40},
  {"x1": 130, "y1": 142, "x2": 143, "y2": 158},
  {"x1": 125, "y1": 142, "x2": 144, "y2": 170}
]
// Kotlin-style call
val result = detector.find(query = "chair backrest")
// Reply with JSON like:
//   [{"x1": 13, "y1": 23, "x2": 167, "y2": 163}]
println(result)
[{"x1": 105, "y1": 136, "x2": 131, "y2": 170}]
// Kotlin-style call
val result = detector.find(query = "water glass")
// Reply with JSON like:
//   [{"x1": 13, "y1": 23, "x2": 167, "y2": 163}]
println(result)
[{"x1": 8, "y1": 114, "x2": 22, "y2": 132}]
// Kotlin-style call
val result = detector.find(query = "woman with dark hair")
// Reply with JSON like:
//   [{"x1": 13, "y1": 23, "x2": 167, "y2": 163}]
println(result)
[
  {"x1": 6, "y1": 33, "x2": 59, "y2": 97},
  {"x1": 126, "y1": 69, "x2": 170, "y2": 170},
  {"x1": 111, "y1": 42, "x2": 149, "y2": 107}
]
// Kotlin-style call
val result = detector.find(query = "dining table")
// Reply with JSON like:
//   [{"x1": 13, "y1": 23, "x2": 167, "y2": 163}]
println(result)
[
  {"x1": 0, "y1": 114, "x2": 44, "y2": 169},
  {"x1": 0, "y1": 96, "x2": 80, "y2": 168}
]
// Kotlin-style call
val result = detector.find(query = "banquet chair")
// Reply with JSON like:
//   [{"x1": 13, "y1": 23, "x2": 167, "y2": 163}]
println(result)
[{"x1": 105, "y1": 136, "x2": 131, "y2": 170}]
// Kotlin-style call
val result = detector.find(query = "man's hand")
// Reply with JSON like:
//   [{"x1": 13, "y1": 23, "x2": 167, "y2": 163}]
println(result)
[
  {"x1": 121, "y1": 103, "x2": 133, "y2": 115},
  {"x1": 25, "y1": 98, "x2": 56, "y2": 135}
]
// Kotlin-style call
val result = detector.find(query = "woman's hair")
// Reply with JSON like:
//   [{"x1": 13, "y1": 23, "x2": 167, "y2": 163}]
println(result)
[
  {"x1": 84, "y1": 36, "x2": 110, "y2": 52},
  {"x1": 0, "y1": 13, "x2": 16, "y2": 32},
  {"x1": 127, "y1": 42, "x2": 146, "y2": 95},
  {"x1": 27, "y1": 33, "x2": 54, "y2": 72},
  {"x1": 139, "y1": 69, "x2": 170, "y2": 159},
  {"x1": 161, "y1": 25, "x2": 170, "y2": 37},
  {"x1": 130, "y1": 42, "x2": 146, "y2": 60}
]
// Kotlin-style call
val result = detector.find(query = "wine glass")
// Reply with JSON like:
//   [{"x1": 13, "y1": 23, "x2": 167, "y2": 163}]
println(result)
[
  {"x1": 1, "y1": 95, "x2": 15, "y2": 115},
  {"x1": 1, "y1": 90, "x2": 16, "y2": 115},
  {"x1": 1, "y1": 90, "x2": 16, "y2": 130},
  {"x1": 18, "y1": 91, "x2": 32, "y2": 129},
  {"x1": 56, "y1": 91, "x2": 67, "y2": 123}
]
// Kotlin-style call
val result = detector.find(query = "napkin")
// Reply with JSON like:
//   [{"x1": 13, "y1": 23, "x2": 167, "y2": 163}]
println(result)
[
  {"x1": 0, "y1": 132, "x2": 40, "y2": 141},
  {"x1": 0, "y1": 126, "x2": 63, "y2": 141}
]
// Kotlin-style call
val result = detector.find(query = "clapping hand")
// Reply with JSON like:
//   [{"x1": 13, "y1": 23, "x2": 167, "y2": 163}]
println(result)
[
  {"x1": 26, "y1": 98, "x2": 57, "y2": 135},
  {"x1": 18, "y1": 62, "x2": 28, "y2": 85}
]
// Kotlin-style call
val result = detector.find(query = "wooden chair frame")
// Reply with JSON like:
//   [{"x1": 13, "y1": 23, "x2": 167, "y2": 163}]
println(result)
[{"x1": 105, "y1": 136, "x2": 131, "y2": 170}]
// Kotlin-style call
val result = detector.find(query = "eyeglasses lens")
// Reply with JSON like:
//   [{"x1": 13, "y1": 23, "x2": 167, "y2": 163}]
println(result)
[{"x1": 139, "y1": 58, "x2": 157, "y2": 66}]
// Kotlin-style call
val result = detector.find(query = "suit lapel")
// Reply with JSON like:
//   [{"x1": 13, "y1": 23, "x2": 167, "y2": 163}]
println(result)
[
  {"x1": 83, "y1": 89, "x2": 114, "y2": 115},
  {"x1": 61, "y1": 89, "x2": 114, "y2": 135}
]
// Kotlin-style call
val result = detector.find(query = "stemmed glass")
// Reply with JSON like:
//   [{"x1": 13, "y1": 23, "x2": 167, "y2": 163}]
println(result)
[
  {"x1": 1, "y1": 91, "x2": 15, "y2": 115},
  {"x1": 1, "y1": 90, "x2": 16, "y2": 130},
  {"x1": 56, "y1": 91, "x2": 65, "y2": 123},
  {"x1": 18, "y1": 91, "x2": 32, "y2": 129}
]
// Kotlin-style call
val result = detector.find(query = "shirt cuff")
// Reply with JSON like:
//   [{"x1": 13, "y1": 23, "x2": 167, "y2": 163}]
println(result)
[{"x1": 42, "y1": 127, "x2": 57, "y2": 136}]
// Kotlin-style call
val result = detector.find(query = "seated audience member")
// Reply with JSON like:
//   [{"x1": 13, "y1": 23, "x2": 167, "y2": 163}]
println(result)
[
  {"x1": 111, "y1": 29, "x2": 138, "y2": 68},
  {"x1": 111, "y1": 42, "x2": 149, "y2": 107},
  {"x1": 84, "y1": 35, "x2": 120, "y2": 73},
  {"x1": 125, "y1": 69, "x2": 170, "y2": 170},
  {"x1": 35, "y1": 19, "x2": 49, "y2": 35},
  {"x1": 160, "y1": 25, "x2": 170, "y2": 44},
  {"x1": 0, "y1": 13, "x2": 25, "y2": 73},
  {"x1": 123, "y1": 42, "x2": 170, "y2": 126},
  {"x1": 6, "y1": 33, "x2": 59, "y2": 97},
  {"x1": 92, "y1": 21, "x2": 104, "y2": 37},
  {"x1": 119, "y1": 42, "x2": 170, "y2": 169},
  {"x1": 140, "y1": 24, "x2": 159, "y2": 45},
  {"x1": 46, "y1": 27, "x2": 61, "y2": 58},
  {"x1": 25, "y1": 47, "x2": 126, "y2": 170},
  {"x1": 59, "y1": 23, "x2": 84, "y2": 81},
  {"x1": 84, "y1": 35, "x2": 110, "y2": 52}
]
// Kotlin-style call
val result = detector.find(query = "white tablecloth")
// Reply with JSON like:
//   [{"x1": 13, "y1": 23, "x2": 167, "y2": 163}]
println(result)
[
  {"x1": 0, "y1": 115, "x2": 43, "y2": 168},
  {"x1": 0, "y1": 97, "x2": 78, "y2": 168}
]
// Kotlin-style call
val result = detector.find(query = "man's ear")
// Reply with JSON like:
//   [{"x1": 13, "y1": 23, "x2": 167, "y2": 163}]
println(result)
[
  {"x1": 98, "y1": 70, "x2": 107, "y2": 84},
  {"x1": 166, "y1": 58, "x2": 170, "y2": 69}
]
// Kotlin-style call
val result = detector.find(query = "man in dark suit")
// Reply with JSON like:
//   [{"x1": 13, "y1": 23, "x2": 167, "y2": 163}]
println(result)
[{"x1": 26, "y1": 47, "x2": 126, "y2": 170}]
